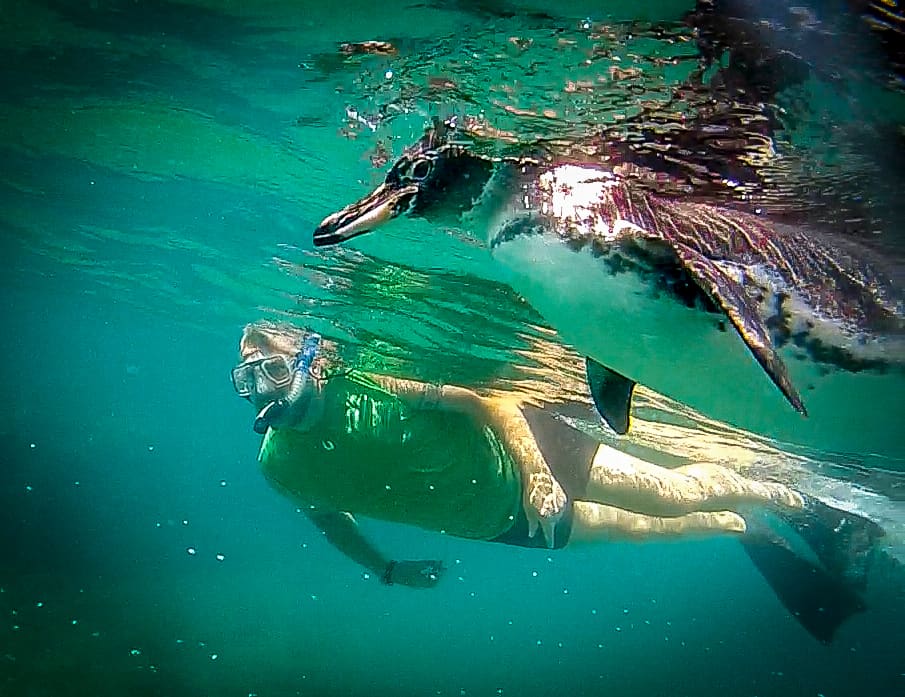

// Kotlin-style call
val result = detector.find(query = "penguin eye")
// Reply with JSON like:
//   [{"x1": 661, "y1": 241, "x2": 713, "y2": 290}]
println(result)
[{"x1": 411, "y1": 158, "x2": 433, "y2": 181}]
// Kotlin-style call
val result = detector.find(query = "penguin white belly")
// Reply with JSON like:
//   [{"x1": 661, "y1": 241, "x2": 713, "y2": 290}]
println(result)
[{"x1": 492, "y1": 234, "x2": 792, "y2": 419}]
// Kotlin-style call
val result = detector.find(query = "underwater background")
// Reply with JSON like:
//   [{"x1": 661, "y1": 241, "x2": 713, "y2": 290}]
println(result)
[{"x1": 1, "y1": 1, "x2": 904, "y2": 696}]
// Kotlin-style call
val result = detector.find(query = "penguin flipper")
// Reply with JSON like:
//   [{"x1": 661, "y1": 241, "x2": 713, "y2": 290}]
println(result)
[
  {"x1": 585, "y1": 357, "x2": 635, "y2": 435},
  {"x1": 671, "y1": 242, "x2": 806, "y2": 416}
]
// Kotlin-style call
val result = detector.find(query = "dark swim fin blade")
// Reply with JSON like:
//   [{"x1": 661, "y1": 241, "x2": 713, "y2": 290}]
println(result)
[
  {"x1": 585, "y1": 357, "x2": 635, "y2": 435},
  {"x1": 741, "y1": 535, "x2": 866, "y2": 644}
]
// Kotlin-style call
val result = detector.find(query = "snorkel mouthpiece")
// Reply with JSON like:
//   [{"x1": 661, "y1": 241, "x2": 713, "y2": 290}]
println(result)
[{"x1": 253, "y1": 333, "x2": 321, "y2": 434}]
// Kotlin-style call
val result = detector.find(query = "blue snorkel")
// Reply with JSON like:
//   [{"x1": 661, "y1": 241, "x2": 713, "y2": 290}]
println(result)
[{"x1": 253, "y1": 333, "x2": 321, "y2": 434}]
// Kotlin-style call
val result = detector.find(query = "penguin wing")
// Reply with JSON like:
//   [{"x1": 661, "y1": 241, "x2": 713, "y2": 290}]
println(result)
[{"x1": 672, "y1": 242, "x2": 807, "y2": 415}]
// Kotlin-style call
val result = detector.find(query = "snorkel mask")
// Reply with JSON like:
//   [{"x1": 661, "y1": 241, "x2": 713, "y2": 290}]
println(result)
[{"x1": 231, "y1": 332, "x2": 321, "y2": 434}]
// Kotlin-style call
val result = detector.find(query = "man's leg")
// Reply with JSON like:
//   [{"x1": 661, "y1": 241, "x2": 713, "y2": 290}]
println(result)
[
  {"x1": 568, "y1": 500, "x2": 746, "y2": 543},
  {"x1": 585, "y1": 444, "x2": 803, "y2": 517}
]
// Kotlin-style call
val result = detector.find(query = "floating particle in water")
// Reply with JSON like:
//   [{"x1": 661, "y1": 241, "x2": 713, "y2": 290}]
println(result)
[
  {"x1": 215, "y1": 554, "x2": 225, "y2": 562},
  {"x1": 29, "y1": 443, "x2": 35, "y2": 449},
  {"x1": 182, "y1": 520, "x2": 189, "y2": 526},
  {"x1": 531, "y1": 571, "x2": 538, "y2": 577},
  {"x1": 219, "y1": 480, "x2": 227, "y2": 487},
  {"x1": 148, "y1": 445, "x2": 154, "y2": 452},
  {"x1": 35, "y1": 602, "x2": 43, "y2": 608},
  {"x1": 130, "y1": 649, "x2": 141, "y2": 656},
  {"x1": 210, "y1": 654, "x2": 218, "y2": 660},
  {"x1": 71, "y1": 620, "x2": 78, "y2": 625},
  {"x1": 321, "y1": 440, "x2": 334, "y2": 451},
  {"x1": 186, "y1": 547, "x2": 196, "y2": 555},
  {"x1": 362, "y1": 572, "x2": 371, "y2": 581},
  {"x1": 24, "y1": 485, "x2": 33, "y2": 493},
  {"x1": 385, "y1": 70, "x2": 393, "y2": 80}
]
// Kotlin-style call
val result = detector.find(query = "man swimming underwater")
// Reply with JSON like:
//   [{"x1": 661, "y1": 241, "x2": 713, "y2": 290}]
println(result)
[{"x1": 232, "y1": 320, "x2": 880, "y2": 640}]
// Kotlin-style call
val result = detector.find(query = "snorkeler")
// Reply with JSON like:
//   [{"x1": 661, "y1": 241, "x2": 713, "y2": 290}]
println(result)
[{"x1": 231, "y1": 320, "x2": 806, "y2": 589}]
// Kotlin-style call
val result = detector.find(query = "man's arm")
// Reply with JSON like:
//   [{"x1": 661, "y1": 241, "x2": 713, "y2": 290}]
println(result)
[
  {"x1": 359, "y1": 374, "x2": 486, "y2": 417},
  {"x1": 304, "y1": 508, "x2": 443, "y2": 588}
]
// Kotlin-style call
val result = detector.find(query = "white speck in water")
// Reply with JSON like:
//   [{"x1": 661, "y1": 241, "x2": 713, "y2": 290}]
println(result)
[
  {"x1": 310, "y1": 595, "x2": 317, "y2": 601},
  {"x1": 219, "y1": 480, "x2": 227, "y2": 487},
  {"x1": 130, "y1": 649, "x2": 141, "y2": 656},
  {"x1": 71, "y1": 620, "x2": 78, "y2": 625},
  {"x1": 322, "y1": 440, "x2": 334, "y2": 451},
  {"x1": 182, "y1": 520, "x2": 188, "y2": 526},
  {"x1": 148, "y1": 445, "x2": 154, "y2": 452},
  {"x1": 215, "y1": 554, "x2": 225, "y2": 562},
  {"x1": 384, "y1": 70, "x2": 393, "y2": 80},
  {"x1": 531, "y1": 571, "x2": 538, "y2": 577},
  {"x1": 29, "y1": 443, "x2": 35, "y2": 449},
  {"x1": 186, "y1": 547, "x2": 196, "y2": 556},
  {"x1": 210, "y1": 654, "x2": 218, "y2": 660},
  {"x1": 536, "y1": 640, "x2": 542, "y2": 646},
  {"x1": 35, "y1": 602, "x2": 43, "y2": 608},
  {"x1": 362, "y1": 572, "x2": 371, "y2": 581},
  {"x1": 591, "y1": 609, "x2": 597, "y2": 615},
  {"x1": 24, "y1": 486, "x2": 32, "y2": 493}
]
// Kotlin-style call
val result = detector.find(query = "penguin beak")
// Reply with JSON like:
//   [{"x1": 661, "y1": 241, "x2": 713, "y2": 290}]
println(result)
[{"x1": 313, "y1": 182, "x2": 419, "y2": 247}]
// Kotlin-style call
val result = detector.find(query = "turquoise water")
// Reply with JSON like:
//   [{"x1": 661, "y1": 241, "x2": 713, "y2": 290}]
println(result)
[{"x1": 2, "y1": 2, "x2": 904, "y2": 696}]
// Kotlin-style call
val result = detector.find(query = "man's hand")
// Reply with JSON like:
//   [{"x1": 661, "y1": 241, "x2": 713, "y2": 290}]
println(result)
[
  {"x1": 383, "y1": 560, "x2": 445, "y2": 588},
  {"x1": 525, "y1": 471, "x2": 566, "y2": 548}
]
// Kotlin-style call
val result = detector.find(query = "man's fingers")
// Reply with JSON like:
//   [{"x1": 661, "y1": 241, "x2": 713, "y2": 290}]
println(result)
[{"x1": 541, "y1": 517, "x2": 556, "y2": 549}]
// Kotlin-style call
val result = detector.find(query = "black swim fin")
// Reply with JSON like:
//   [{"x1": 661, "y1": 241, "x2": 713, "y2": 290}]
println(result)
[
  {"x1": 741, "y1": 535, "x2": 865, "y2": 643},
  {"x1": 585, "y1": 357, "x2": 636, "y2": 435},
  {"x1": 741, "y1": 498, "x2": 883, "y2": 643}
]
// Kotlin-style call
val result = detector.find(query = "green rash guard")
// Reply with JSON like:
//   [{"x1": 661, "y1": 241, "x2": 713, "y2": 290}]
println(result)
[{"x1": 257, "y1": 371, "x2": 523, "y2": 540}]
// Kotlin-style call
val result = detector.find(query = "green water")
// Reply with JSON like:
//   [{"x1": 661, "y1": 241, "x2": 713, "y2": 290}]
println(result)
[{"x1": 1, "y1": 2, "x2": 904, "y2": 696}]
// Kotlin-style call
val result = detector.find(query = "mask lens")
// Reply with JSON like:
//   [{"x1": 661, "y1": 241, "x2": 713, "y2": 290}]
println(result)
[
  {"x1": 231, "y1": 364, "x2": 255, "y2": 396},
  {"x1": 261, "y1": 356, "x2": 292, "y2": 386}
]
